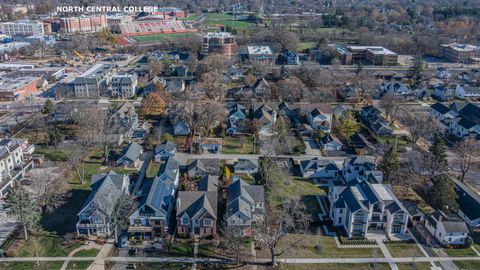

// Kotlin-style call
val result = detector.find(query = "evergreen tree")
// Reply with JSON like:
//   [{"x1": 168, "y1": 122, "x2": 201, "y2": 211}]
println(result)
[
  {"x1": 430, "y1": 135, "x2": 448, "y2": 167},
  {"x1": 429, "y1": 174, "x2": 458, "y2": 212},
  {"x1": 42, "y1": 99, "x2": 55, "y2": 114},
  {"x1": 5, "y1": 185, "x2": 41, "y2": 240},
  {"x1": 378, "y1": 144, "x2": 400, "y2": 183}
]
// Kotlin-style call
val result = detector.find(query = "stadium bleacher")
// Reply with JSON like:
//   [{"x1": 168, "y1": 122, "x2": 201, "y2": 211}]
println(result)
[{"x1": 119, "y1": 20, "x2": 191, "y2": 36}]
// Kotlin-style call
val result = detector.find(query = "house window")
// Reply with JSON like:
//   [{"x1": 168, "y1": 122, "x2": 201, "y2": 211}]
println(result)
[
  {"x1": 181, "y1": 216, "x2": 189, "y2": 225},
  {"x1": 194, "y1": 218, "x2": 199, "y2": 226},
  {"x1": 353, "y1": 224, "x2": 363, "y2": 232},
  {"x1": 204, "y1": 219, "x2": 212, "y2": 227}
]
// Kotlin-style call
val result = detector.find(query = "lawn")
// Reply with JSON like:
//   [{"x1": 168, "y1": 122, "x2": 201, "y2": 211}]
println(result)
[
  {"x1": 397, "y1": 263, "x2": 433, "y2": 270},
  {"x1": 376, "y1": 135, "x2": 408, "y2": 146},
  {"x1": 221, "y1": 135, "x2": 255, "y2": 154},
  {"x1": 317, "y1": 27, "x2": 348, "y2": 33},
  {"x1": 132, "y1": 263, "x2": 191, "y2": 270},
  {"x1": 454, "y1": 260, "x2": 480, "y2": 269},
  {"x1": 186, "y1": 13, "x2": 201, "y2": 21},
  {"x1": 280, "y1": 264, "x2": 390, "y2": 270},
  {"x1": 132, "y1": 33, "x2": 196, "y2": 43},
  {"x1": 73, "y1": 248, "x2": 100, "y2": 257},
  {"x1": 204, "y1": 13, "x2": 235, "y2": 20},
  {"x1": 385, "y1": 243, "x2": 425, "y2": 257},
  {"x1": 443, "y1": 247, "x2": 478, "y2": 257},
  {"x1": 0, "y1": 262, "x2": 64, "y2": 270},
  {"x1": 13, "y1": 232, "x2": 83, "y2": 257},
  {"x1": 167, "y1": 242, "x2": 193, "y2": 257},
  {"x1": 66, "y1": 261, "x2": 93, "y2": 269},
  {"x1": 34, "y1": 146, "x2": 70, "y2": 161},
  {"x1": 202, "y1": 13, "x2": 255, "y2": 30},
  {"x1": 297, "y1": 42, "x2": 316, "y2": 52},
  {"x1": 146, "y1": 162, "x2": 161, "y2": 178},
  {"x1": 273, "y1": 234, "x2": 384, "y2": 259},
  {"x1": 233, "y1": 173, "x2": 254, "y2": 184},
  {"x1": 271, "y1": 177, "x2": 327, "y2": 207}
]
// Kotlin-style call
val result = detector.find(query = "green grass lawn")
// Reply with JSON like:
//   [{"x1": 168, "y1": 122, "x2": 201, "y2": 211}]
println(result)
[
  {"x1": 271, "y1": 177, "x2": 326, "y2": 206},
  {"x1": 73, "y1": 248, "x2": 100, "y2": 257},
  {"x1": 186, "y1": 13, "x2": 201, "y2": 21},
  {"x1": 34, "y1": 146, "x2": 70, "y2": 161},
  {"x1": 273, "y1": 234, "x2": 383, "y2": 259},
  {"x1": 146, "y1": 162, "x2": 161, "y2": 178},
  {"x1": 377, "y1": 135, "x2": 408, "y2": 146},
  {"x1": 13, "y1": 232, "x2": 83, "y2": 257},
  {"x1": 0, "y1": 261, "x2": 64, "y2": 270},
  {"x1": 443, "y1": 247, "x2": 478, "y2": 257},
  {"x1": 221, "y1": 135, "x2": 255, "y2": 154},
  {"x1": 202, "y1": 13, "x2": 255, "y2": 30},
  {"x1": 232, "y1": 173, "x2": 254, "y2": 184},
  {"x1": 168, "y1": 242, "x2": 193, "y2": 257},
  {"x1": 454, "y1": 260, "x2": 480, "y2": 269},
  {"x1": 204, "y1": 13, "x2": 235, "y2": 20},
  {"x1": 280, "y1": 264, "x2": 390, "y2": 270},
  {"x1": 297, "y1": 42, "x2": 316, "y2": 52},
  {"x1": 317, "y1": 27, "x2": 348, "y2": 33},
  {"x1": 66, "y1": 261, "x2": 93, "y2": 269},
  {"x1": 385, "y1": 243, "x2": 425, "y2": 257},
  {"x1": 132, "y1": 33, "x2": 196, "y2": 43}
]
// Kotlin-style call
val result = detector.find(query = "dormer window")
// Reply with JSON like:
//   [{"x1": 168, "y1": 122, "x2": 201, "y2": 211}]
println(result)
[{"x1": 181, "y1": 216, "x2": 189, "y2": 225}]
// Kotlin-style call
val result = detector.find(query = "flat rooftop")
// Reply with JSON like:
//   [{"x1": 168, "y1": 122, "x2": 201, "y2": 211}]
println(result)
[
  {"x1": 0, "y1": 77, "x2": 38, "y2": 92},
  {"x1": 78, "y1": 64, "x2": 113, "y2": 79},
  {"x1": 442, "y1": 43, "x2": 480, "y2": 52},
  {"x1": 347, "y1": 46, "x2": 397, "y2": 55},
  {"x1": 204, "y1": 32, "x2": 234, "y2": 38},
  {"x1": 247, "y1": 45, "x2": 273, "y2": 55}
]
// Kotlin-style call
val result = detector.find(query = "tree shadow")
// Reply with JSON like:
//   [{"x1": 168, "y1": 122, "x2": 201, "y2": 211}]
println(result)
[{"x1": 41, "y1": 189, "x2": 90, "y2": 235}]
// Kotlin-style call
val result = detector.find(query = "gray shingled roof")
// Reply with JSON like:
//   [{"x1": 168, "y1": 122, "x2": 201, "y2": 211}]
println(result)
[
  {"x1": 176, "y1": 191, "x2": 218, "y2": 220},
  {"x1": 155, "y1": 141, "x2": 176, "y2": 154},
  {"x1": 120, "y1": 141, "x2": 142, "y2": 162}
]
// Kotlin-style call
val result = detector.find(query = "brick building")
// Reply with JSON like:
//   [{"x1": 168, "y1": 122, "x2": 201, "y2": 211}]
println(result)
[
  {"x1": 0, "y1": 77, "x2": 40, "y2": 101},
  {"x1": 202, "y1": 32, "x2": 236, "y2": 59},
  {"x1": 60, "y1": 15, "x2": 107, "y2": 33},
  {"x1": 441, "y1": 43, "x2": 480, "y2": 63}
]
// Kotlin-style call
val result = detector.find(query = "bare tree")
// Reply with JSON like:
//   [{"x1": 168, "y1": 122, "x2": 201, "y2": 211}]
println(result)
[
  {"x1": 276, "y1": 76, "x2": 307, "y2": 102},
  {"x1": 28, "y1": 165, "x2": 67, "y2": 213},
  {"x1": 200, "y1": 71, "x2": 225, "y2": 101},
  {"x1": 111, "y1": 193, "x2": 137, "y2": 241},
  {"x1": 452, "y1": 139, "x2": 480, "y2": 183},
  {"x1": 400, "y1": 112, "x2": 437, "y2": 143},
  {"x1": 380, "y1": 93, "x2": 402, "y2": 125},
  {"x1": 197, "y1": 103, "x2": 227, "y2": 135},
  {"x1": 219, "y1": 222, "x2": 249, "y2": 264},
  {"x1": 255, "y1": 199, "x2": 311, "y2": 266},
  {"x1": 65, "y1": 143, "x2": 89, "y2": 185},
  {"x1": 148, "y1": 59, "x2": 164, "y2": 77}
]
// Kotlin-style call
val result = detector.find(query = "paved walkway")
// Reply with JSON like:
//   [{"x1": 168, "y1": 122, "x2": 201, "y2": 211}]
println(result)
[
  {"x1": 87, "y1": 240, "x2": 114, "y2": 270},
  {"x1": 191, "y1": 241, "x2": 198, "y2": 270},
  {"x1": 432, "y1": 248, "x2": 459, "y2": 270},
  {"x1": 375, "y1": 239, "x2": 399, "y2": 270},
  {"x1": 60, "y1": 241, "x2": 102, "y2": 270},
  {"x1": 250, "y1": 241, "x2": 257, "y2": 270}
]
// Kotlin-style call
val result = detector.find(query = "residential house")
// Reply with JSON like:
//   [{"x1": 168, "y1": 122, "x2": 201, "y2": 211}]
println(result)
[
  {"x1": 176, "y1": 175, "x2": 218, "y2": 239},
  {"x1": 187, "y1": 159, "x2": 220, "y2": 178},
  {"x1": 360, "y1": 105, "x2": 392, "y2": 136},
  {"x1": 252, "y1": 78, "x2": 272, "y2": 100},
  {"x1": 328, "y1": 180, "x2": 409, "y2": 238},
  {"x1": 164, "y1": 78, "x2": 186, "y2": 93},
  {"x1": 233, "y1": 158, "x2": 259, "y2": 174},
  {"x1": 379, "y1": 82, "x2": 412, "y2": 96},
  {"x1": 116, "y1": 142, "x2": 143, "y2": 169},
  {"x1": 430, "y1": 102, "x2": 457, "y2": 122},
  {"x1": 455, "y1": 180, "x2": 480, "y2": 227},
  {"x1": 332, "y1": 104, "x2": 352, "y2": 119},
  {"x1": 228, "y1": 104, "x2": 247, "y2": 124},
  {"x1": 143, "y1": 76, "x2": 165, "y2": 96},
  {"x1": 434, "y1": 85, "x2": 454, "y2": 101},
  {"x1": 425, "y1": 211, "x2": 469, "y2": 246},
  {"x1": 307, "y1": 105, "x2": 332, "y2": 133},
  {"x1": 281, "y1": 50, "x2": 299, "y2": 65},
  {"x1": 226, "y1": 177, "x2": 265, "y2": 236},
  {"x1": 128, "y1": 157, "x2": 179, "y2": 237},
  {"x1": 350, "y1": 133, "x2": 375, "y2": 155},
  {"x1": 299, "y1": 158, "x2": 340, "y2": 179},
  {"x1": 76, "y1": 171, "x2": 130, "y2": 237},
  {"x1": 154, "y1": 141, "x2": 176, "y2": 162},
  {"x1": 342, "y1": 156, "x2": 383, "y2": 183},
  {"x1": 435, "y1": 67, "x2": 452, "y2": 79},
  {"x1": 448, "y1": 103, "x2": 480, "y2": 138},
  {"x1": 253, "y1": 104, "x2": 277, "y2": 136},
  {"x1": 455, "y1": 85, "x2": 480, "y2": 100},
  {"x1": 319, "y1": 134, "x2": 343, "y2": 151},
  {"x1": 109, "y1": 102, "x2": 138, "y2": 144},
  {"x1": 337, "y1": 86, "x2": 360, "y2": 102},
  {"x1": 173, "y1": 120, "x2": 191, "y2": 136},
  {"x1": 198, "y1": 138, "x2": 223, "y2": 153}
]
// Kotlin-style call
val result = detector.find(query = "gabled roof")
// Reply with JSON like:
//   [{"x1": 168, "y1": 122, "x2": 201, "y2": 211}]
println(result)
[
  {"x1": 253, "y1": 104, "x2": 275, "y2": 123},
  {"x1": 198, "y1": 175, "x2": 219, "y2": 192},
  {"x1": 141, "y1": 176, "x2": 175, "y2": 217},
  {"x1": 159, "y1": 157, "x2": 179, "y2": 182},
  {"x1": 155, "y1": 141, "x2": 176, "y2": 154},
  {"x1": 456, "y1": 180, "x2": 480, "y2": 221},
  {"x1": 458, "y1": 117, "x2": 478, "y2": 130},
  {"x1": 431, "y1": 102, "x2": 451, "y2": 115},
  {"x1": 120, "y1": 141, "x2": 142, "y2": 162},
  {"x1": 79, "y1": 171, "x2": 128, "y2": 218},
  {"x1": 226, "y1": 178, "x2": 265, "y2": 218},
  {"x1": 176, "y1": 191, "x2": 218, "y2": 220},
  {"x1": 458, "y1": 103, "x2": 480, "y2": 124},
  {"x1": 234, "y1": 158, "x2": 259, "y2": 170},
  {"x1": 300, "y1": 157, "x2": 339, "y2": 172}
]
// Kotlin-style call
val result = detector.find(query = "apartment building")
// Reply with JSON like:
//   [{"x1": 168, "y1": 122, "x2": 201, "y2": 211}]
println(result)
[
  {"x1": 73, "y1": 64, "x2": 115, "y2": 98},
  {"x1": 245, "y1": 46, "x2": 275, "y2": 65},
  {"x1": 109, "y1": 73, "x2": 138, "y2": 98},
  {"x1": 0, "y1": 20, "x2": 44, "y2": 36},
  {"x1": 332, "y1": 44, "x2": 398, "y2": 66},
  {"x1": 441, "y1": 43, "x2": 480, "y2": 63},
  {"x1": 328, "y1": 180, "x2": 409, "y2": 238},
  {"x1": 60, "y1": 15, "x2": 108, "y2": 33},
  {"x1": 203, "y1": 32, "x2": 236, "y2": 59}
]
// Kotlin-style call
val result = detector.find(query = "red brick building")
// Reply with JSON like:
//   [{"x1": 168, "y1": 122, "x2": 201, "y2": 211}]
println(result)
[
  {"x1": 152, "y1": 7, "x2": 186, "y2": 19},
  {"x1": 0, "y1": 77, "x2": 40, "y2": 101},
  {"x1": 60, "y1": 15, "x2": 107, "y2": 33},
  {"x1": 203, "y1": 32, "x2": 236, "y2": 59}
]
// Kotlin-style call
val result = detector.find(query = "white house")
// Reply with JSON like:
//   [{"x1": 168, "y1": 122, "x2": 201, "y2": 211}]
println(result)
[
  {"x1": 307, "y1": 107, "x2": 332, "y2": 132},
  {"x1": 433, "y1": 85, "x2": 454, "y2": 101},
  {"x1": 0, "y1": 138, "x2": 31, "y2": 198},
  {"x1": 328, "y1": 180, "x2": 409, "y2": 238},
  {"x1": 299, "y1": 158, "x2": 340, "y2": 179},
  {"x1": 154, "y1": 141, "x2": 176, "y2": 162},
  {"x1": 455, "y1": 85, "x2": 480, "y2": 100},
  {"x1": 342, "y1": 156, "x2": 383, "y2": 183},
  {"x1": 233, "y1": 158, "x2": 259, "y2": 174},
  {"x1": 425, "y1": 211, "x2": 469, "y2": 246}
]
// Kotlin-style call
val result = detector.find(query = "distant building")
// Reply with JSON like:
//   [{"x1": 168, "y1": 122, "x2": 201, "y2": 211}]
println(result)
[
  {"x1": 203, "y1": 32, "x2": 236, "y2": 59},
  {"x1": 0, "y1": 76, "x2": 40, "y2": 101},
  {"x1": 0, "y1": 20, "x2": 44, "y2": 36},
  {"x1": 60, "y1": 15, "x2": 108, "y2": 33},
  {"x1": 119, "y1": 20, "x2": 189, "y2": 36},
  {"x1": 109, "y1": 73, "x2": 138, "y2": 98},
  {"x1": 425, "y1": 211, "x2": 469, "y2": 246},
  {"x1": 441, "y1": 43, "x2": 480, "y2": 63},
  {"x1": 151, "y1": 7, "x2": 186, "y2": 19},
  {"x1": 107, "y1": 14, "x2": 133, "y2": 33},
  {"x1": 0, "y1": 138, "x2": 30, "y2": 197},
  {"x1": 331, "y1": 44, "x2": 398, "y2": 66},
  {"x1": 73, "y1": 64, "x2": 115, "y2": 98},
  {"x1": 246, "y1": 46, "x2": 275, "y2": 65}
]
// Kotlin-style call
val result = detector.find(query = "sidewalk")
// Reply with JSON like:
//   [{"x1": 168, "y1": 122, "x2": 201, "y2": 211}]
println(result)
[{"x1": 87, "y1": 240, "x2": 114, "y2": 270}]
